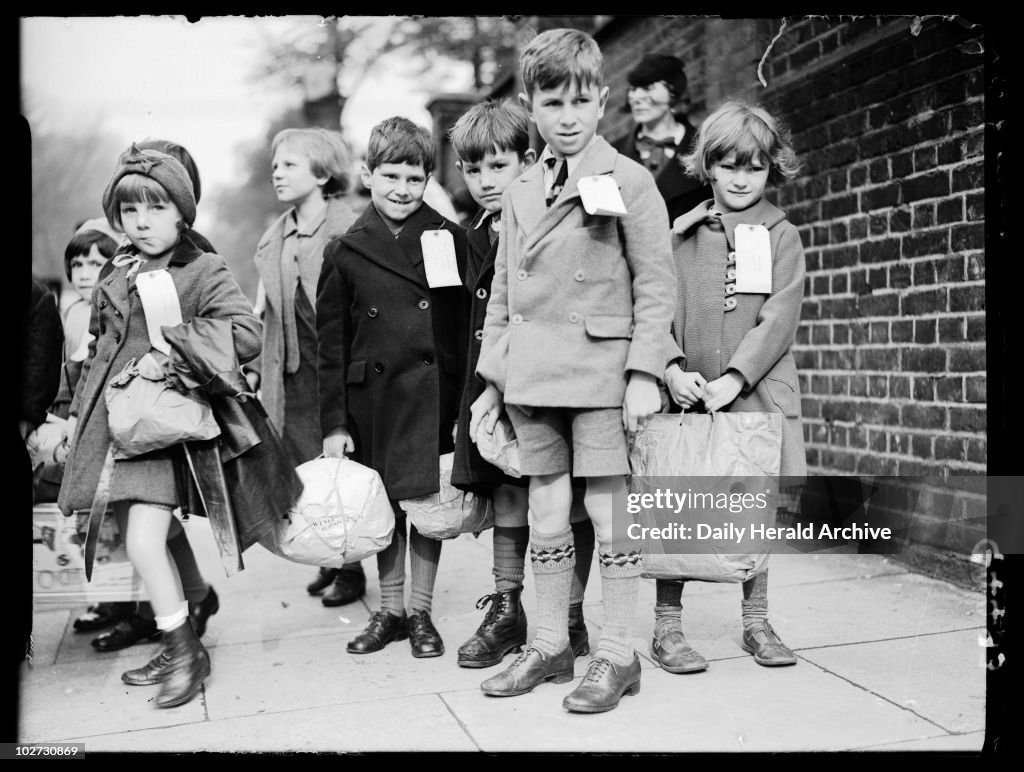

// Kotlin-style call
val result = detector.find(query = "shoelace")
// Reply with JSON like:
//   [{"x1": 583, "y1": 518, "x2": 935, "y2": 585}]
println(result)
[
  {"x1": 508, "y1": 645, "x2": 539, "y2": 668},
  {"x1": 582, "y1": 657, "x2": 612, "y2": 683},
  {"x1": 475, "y1": 593, "x2": 500, "y2": 627}
]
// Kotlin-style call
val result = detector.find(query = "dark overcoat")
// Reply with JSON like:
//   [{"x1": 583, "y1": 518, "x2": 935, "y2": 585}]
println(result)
[
  {"x1": 611, "y1": 118, "x2": 711, "y2": 225},
  {"x1": 57, "y1": 232, "x2": 262, "y2": 515},
  {"x1": 451, "y1": 210, "x2": 524, "y2": 494},
  {"x1": 316, "y1": 202, "x2": 469, "y2": 501}
]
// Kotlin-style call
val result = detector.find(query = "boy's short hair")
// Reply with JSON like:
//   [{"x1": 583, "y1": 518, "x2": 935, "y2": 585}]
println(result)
[
  {"x1": 684, "y1": 100, "x2": 801, "y2": 186},
  {"x1": 365, "y1": 117, "x2": 435, "y2": 175},
  {"x1": 272, "y1": 127, "x2": 353, "y2": 197},
  {"x1": 63, "y1": 229, "x2": 118, "y2": 280},
  {"x1": 136, "y1": 138, "x2": 203, "y2": 204},
  {"x1": 448, "y1": 99, "x2": 532, "y2": 165},
  {"x1": 519, "y1": 28, "x2": 604, "y2": 97}
]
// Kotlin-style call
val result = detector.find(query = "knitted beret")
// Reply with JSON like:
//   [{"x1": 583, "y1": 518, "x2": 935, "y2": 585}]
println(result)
[
  {"x1": 626, "y1": 54, "x2": 688, "y2": 96},
  {"x1": 101, "y1": 144, "x2": 197, "y2": 228}
]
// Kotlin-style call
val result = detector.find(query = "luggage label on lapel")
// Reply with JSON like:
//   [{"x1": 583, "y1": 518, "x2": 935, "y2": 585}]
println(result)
[
  {"x1": 421, "y1": 230, "x2": 462, "y2": 288},
  {"x1": 734, "y1": 223, "x2": 772, "y2": 294},
  {"x1": 577, "y1": 174, "x2": 627, "y2": 217}
]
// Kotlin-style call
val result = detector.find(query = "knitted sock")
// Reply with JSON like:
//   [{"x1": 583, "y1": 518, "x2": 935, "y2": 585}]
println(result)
[
  {"x1": 168, "y1": 529, "x2": 209, "y2": 604},
  {"x1": 408, "y1": 523, "x2": 442, "y2": 614},
  {"x1": 492, "y1": 525, "x2": 529, "y2": 592},
  {"x1": 654, "y1": 579, "x2": 685, "y2": 640},
  {"x1": 376, "y1": 512, "x2": 407, "y2": 616},
  {"x1": 569, "y1": 517, "x2": 595, "y2": 606},
  {"x1": 154, "y1": 602, "x2": 189, "y2": 632},
  {"x1": 529, "y1": 527, "x2": 575, "y2": 656},
  {"x1": 741, "y1": 570, "x2": 769, "y2": 631},
  {"x1": 594, "y1": 543, "x2": 642, "y2": 666}
]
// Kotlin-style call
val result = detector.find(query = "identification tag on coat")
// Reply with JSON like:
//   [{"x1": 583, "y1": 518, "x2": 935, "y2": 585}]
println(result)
[
  {"x1": 577, "y1": 175, "x2": 627, "y2": 216},
  {"x1": 135, "y1": 270, "x2": 184, "y2": 354},
  {"x1": 421, "y1": 230, "x2": 462, "y2": 288},
  {"x1": 734, "y1": 224, "x2": 772, "y2": 294}
]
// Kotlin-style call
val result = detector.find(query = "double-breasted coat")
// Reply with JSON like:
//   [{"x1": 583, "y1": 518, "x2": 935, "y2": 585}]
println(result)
[
  {"x1": 58, "y1": 232, "x2": 262, "y2": 515},
  {"x1": 451, "y1": 210, "x2": 523, "y2": 494},
  {"x1": 612, "y1": 117, "x2": 711, "y2": 225},
  {"x1": 252, "y1": 196, "x2": 358, "y2": 435},
  {"x1": 316, "y1": 202, "x2": 469, "y2": 501},
  {"x1": 668, "y1": 197, "x2": 807, "y2": 481},
  {"x1": 476, "y1": 135, "x2": 676, "y2": 409}
]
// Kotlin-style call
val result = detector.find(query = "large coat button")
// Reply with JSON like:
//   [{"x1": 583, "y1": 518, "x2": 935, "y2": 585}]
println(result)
[
  {"x1": 418, "y1": 299, "x2": 430, "y2": 310},
  {"x1": 374, "y1": 362, "x2": 385, "y2": 373},
  {"x1": 568, "y1": 312, "x2": 580, "y2": 323},
  {"x1": 511, "y1": 314, "x2": 523, "y2": 325},
  {"x1": 724, "y1": 282, "x2": 737, "y2": 295},
  {"x1": 423, "y1": 354, "x2": 434, "y2": 365},
  {"x1": 368, "y1": 306, "x2": 378, "y2": 318},
  {"x1": 475, "y1": 288, "x2": 488, "y2": 299},
  {"x1": 474, "y1": 329, "x2": 483, "y2": 341},
  {"x1": 574, "y1": 270, "x2": 585, "y2": 282},
  {"x1": 516, "y1": 269, "x2": 528, "y2": 281}
]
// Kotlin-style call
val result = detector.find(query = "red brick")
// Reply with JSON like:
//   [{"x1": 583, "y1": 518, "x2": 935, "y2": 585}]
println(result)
[
  {"x1": 936, "y1": 138, "x2": 963, "y2": 165},
  {"x1": 934, "y1": 437, "x2": 966, "y2": 460},
  {"x1": 869, "y1": 321, "x2": 889, "y2": 343},
  {"x1": 949, "y1": 347, "x2": 986, "y2": 372},
  {"x1": 830, "y1": 374, "x2": 850, "y2": 396},
  {"x1": 914, "y1": 146, "x2": 938, "y2": 172},
  {"x1": 889, "y1": 207, "x2": 912, "y2": 233},
  {"x1": 888, "y1": 432, "x2": 908, "y2": 454},
  {"x1": 857, "y1": 293, "x2": 900, "y2": 316},
  {"x1": 938, "y1": 317, "x2": 965, "y2": 342},
  {"x1": 936, "y1": 197, "x2": 964, "y2": 224},
  {"x1": 966, "y1": 316, "x2": 985, "y2": 341},
  {"x1": 833, "y1": 324, "x2": 850, "y2": 344},
  {"x1": 913, "y1": 377, "x2": 935, "y2": 401},
  {"x1": 952, "y1": 160, "x2": 984, "y2": 192},
  {"x1": 904, "y1": 348, "x2": 948, "y2": 372},
  {"x1": 912, "y1": 203, "x2": 935, "y2": 229},
  {"x1": 966, "y1": 193, "x2": 983, "y2": 221},
  {"x1": 801, "y1": 299, "x2": 821, "y2": 320},
  {"x1": 849, "y1": 165, "x2": 868, "y2": 188},
  {"x1": 889, "y1": 375, "x2": 910, "y2": 399},
  {"x1": 850, "y1": 375, "x2": 868, "y2": 397},
  {"x1": 858, "y1": 347, "x2": 899, "y2": 370},
  {"x1": 812, "y1": 324, "x2": 830, "y2": 344},
  {"x1": 935, "y1": 376, "x2": 964, "y2": 402},
  {"x1": 821, "y1": 245, "x2": 860, "y2": 269},
  {"x1": 811, "y1": 374, "x2": 830, "y2": 394},
  {"x1": 950, "y1": 406, "x2": 986, "y2": 432},
  {"x1": 891, "y1": 150, "x2": 913, "y2": 178},
  {"x1": 914, "y1": 318, "x2": 937, "y2": 344},
  {"x1": 861, "y1": 184, "x2": 900, "y2": 212},
  {"x1": 859, "y1": 403, "x2": 901, "y2": 426},
  {"x1": 821, "y1": 349, "x2": 856, "y2": 369},
  {"x1": 965, "y1": 375, "x2": 985, "y2": 403},
  {"x1": 861, "y1": 237, "x2": 900, "y2": 264},
  {"x1": 868, "y1": 158, "x2": 889, "y2": 183},
  {"x1": 823, "y1": 195, "x2": 859, "y2": 219},
  {"x1": 912, "y1": 434, "x2": 934, "y2": 456},
  {"x1": 950, "y1": 101, "x2": 983, "y2": 132},
  {"x1": 812, "y1": 275, "x2": 830, "y2": 296},
  {"x1": 949, "y1": 286, "x2": 985, "y2": 313},
  {"x1": 901, "y1": 170, "x2": 951, "y2": 203},
  {"x1": 890, "y1": 263, "x2": 912, "y2": 289},
  {"x1": 869, "y1": 375, "x2": 888, "y2": 398},
  {"x1": 831, "y1": 273, "x2": 849, "y2": 293},
  {"x1": 901, "y1": 288, "x2": 947, "y2": 316},
  {"x1": 794, "y1": 349, "x2": 818, "y2": 370},
  {"x1": 891, "y1": 320, "x2": 913, "y2": 343},
  {"x1": 952, "y1": 223, "x2": 984, "y2": 251},
  {"x1": 966, "y1": 254, "x2": 984, "y2": 281},
  {"x1": 902, "y1": 229, "x2": 949, "y2": 258},
  {"x1": 966, "y1": 438, "x2": 986, "y2": 464}
]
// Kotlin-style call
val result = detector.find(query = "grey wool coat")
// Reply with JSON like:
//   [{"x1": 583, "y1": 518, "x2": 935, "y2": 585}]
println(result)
[
  {"x1": 316, "y1": 202, "x2": 469, "y2": 501},
  {"x1": 58, "y1": 233, "x2": 262, "y2": 515},
  {"x1": 252, "y1": 196, "x2": 357, "y2": 434},
  {"x1": 668, "y1": 197, "x2": 807, "y2": 481},
  {"x1": 476, "y1": 135, "x2": 677, "y2": 408}
]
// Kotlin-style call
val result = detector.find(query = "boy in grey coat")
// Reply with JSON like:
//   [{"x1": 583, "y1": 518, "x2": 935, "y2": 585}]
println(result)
[{"x1": 471, "y1": 28, "x2": 676, "y2": 713}]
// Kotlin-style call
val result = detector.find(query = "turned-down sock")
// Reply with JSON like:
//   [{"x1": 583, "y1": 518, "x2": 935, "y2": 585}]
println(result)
[
  {"x1": 654, "y1": 578, "x2": 685, "y2": 640},
  {"x1": 492, "y1": 525, "x2": 529, "y2": 593},
  {"x1": 528, "y1": 527, "x2": 575, "y2": 656},
  {"x1": 741, "y1": 569, "x2": 769, "y2": 630},
  {"x1": 594, "y1": 543, "x2": 642, "y2": 666}
]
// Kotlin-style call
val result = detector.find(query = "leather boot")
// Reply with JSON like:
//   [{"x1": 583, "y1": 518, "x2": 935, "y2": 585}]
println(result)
[
  {"x1": 322, "y1": 565, "x2": 367, "y2": 607},
  {"x1": 155, "y1": 621, "x2": 211, "y2": 709},
  {"x1": 457, "y1": 590, "x2": 527, "y2": 668},
  {"x1": 188, "y1": 586, "x2": 219, "y2": 639},
  {"x1": 306, "y1": 568, "x2": 339, "y2": 596},
  {"x1": 480, "y1": 644, "x2": 575, "y2": 697},
  {"x1": 122, "y1": 649, "x2": 171, "y2": 686},
  {"x1": 568, "y1": 602, "x2": 590, "y2": 658}
]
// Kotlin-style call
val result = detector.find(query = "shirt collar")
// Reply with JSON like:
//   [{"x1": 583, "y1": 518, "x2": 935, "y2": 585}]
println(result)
[
  {"x1": 473, "y1": 209, "x2": 498, "y2": 230},
  {"x1": 636, "y1": 122, "x2": 686, "y2": 147},
  {"x1": 540, "y1": 134, "x2": 599, "y2": 177},
  {"x1": 283, "y1": 207, "x2": 327, "y2": 239}
]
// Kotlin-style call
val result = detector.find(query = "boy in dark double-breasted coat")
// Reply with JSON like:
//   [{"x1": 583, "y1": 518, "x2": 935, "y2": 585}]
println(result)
[{"x1": 317, "y1": 117, "x2": 468, "y2": 659}]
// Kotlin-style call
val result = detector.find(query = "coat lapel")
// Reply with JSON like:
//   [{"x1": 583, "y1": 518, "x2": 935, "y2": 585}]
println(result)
[
  {"x1": 253, "y1": 212, "x2": 287, "y2": 313},
  {"x1": 514, "y1": 136, "x2": 619, "y2": 254},
  {"x1": 465, "y1": 209, "x2": 497, "y2": 290},
  {"x1": 341, "y1": 202, "x2": 448, "y2": 287}
]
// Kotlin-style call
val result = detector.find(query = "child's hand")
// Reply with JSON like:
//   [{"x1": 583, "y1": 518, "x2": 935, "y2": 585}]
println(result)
[
  {"x1": 63, "y1": 415, "x2": 78, "y2": 444},
  {"x1": 623, "y1": 372, "x2": 661, "y2": 432},
  {"x1": 702, "y1": 371, "x2": 745, "y2": 412},
  {"x1": 672, "y1": 201, "x2": 714, "y2": 234},
  {"x1": 470, "y1": 384, "x2": 504, "y2": 442},
  {"x1": 323, "y1": 427, "x2": 355, "y2": 458},
  {"x1": 664, "y1": 364, "x2": 707, "y2": 410}
]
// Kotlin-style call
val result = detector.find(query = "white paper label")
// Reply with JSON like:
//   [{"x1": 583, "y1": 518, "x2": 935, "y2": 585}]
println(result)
[
  {"x1": 135, "y1": 270, "x2": 183, "y2": 354},
  {"x1": 577, "y1": 175, "x2": 628, "y2": 217},
  {"x1": 733, "y1": 224, "x2": 772, "y2": 294},
  {"x1": 421, "y1": 230, "x2": 462, "y2": 288}
]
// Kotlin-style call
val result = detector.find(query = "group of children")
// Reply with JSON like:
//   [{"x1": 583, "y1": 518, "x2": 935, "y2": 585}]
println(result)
[{"x1": 54, "y1": 26, "x2": 807, "y2": 715}]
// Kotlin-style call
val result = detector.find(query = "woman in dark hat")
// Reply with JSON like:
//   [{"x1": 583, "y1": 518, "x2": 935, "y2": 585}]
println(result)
[{"x1": 612, "y1": 53, "x2": 711, "y2": 225}]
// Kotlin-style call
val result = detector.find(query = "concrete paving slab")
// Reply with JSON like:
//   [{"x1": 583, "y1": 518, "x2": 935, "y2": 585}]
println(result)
[
  {"x1": 442, "y1": 654, "x2": 946, "y2": 753},
  {"x1": 27, "y1": 607, "x2": 70, "y2": 667},
  {"x1": 799, "y1": 629, "x2": 986, "y2": 733},
  {"x1": 853, "y1": 730, "x2": 985, "y2": 752},
  {"x1": 18, "y1": 656, "x2": 206, "y2": 743},
  {"x1": 60, "y1": 693, "x2": 477, "y2": 753}
]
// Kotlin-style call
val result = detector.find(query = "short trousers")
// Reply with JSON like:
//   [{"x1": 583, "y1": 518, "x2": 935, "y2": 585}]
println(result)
[{"x1": 505, "y1": 405, "x2": 629, "y2": 478}]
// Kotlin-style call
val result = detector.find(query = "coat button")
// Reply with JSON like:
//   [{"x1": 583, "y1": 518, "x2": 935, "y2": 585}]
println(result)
[
  {"x1": 474, "y1": 329, "x2": 483, "y2": 341},
  {"x1": 724, "y1": 297, "x2": 738, "y2": 311},
  {"x1": 423, "y1": 354, "x2": 434, "y2": 365},
  {"x1": 727, "y1": 251, "x2": 737, "y2": 265},
  {"x1": 574, "y1": 270, "x2": 585, "y2": 282},
  {"x1": 475, "y1": 288, "x2": 488, "y2": 300},
  {"x1": 114, "y1": 309, "x2": 122, "y2": 318},
  {"x1": 100, "y1": 300, "x2": 108, "y2": 308},
  {"x1": 511, "y1": 314, "x2": 523, "y2": 325},
  {"x1": 725, "y1": 268, "x2": 736, "y2": 281},
  {"x1": 367, "y1": 306, "x2": 378, "y2": 318},
  {"x1": 724, "y1": 282, "x2": 737, "y2": 295},
  {"x1": 374, "y1": 362, "x2": 385, "y2": 373},
  {"x1": 418, "y1": 299, "x2": 429, "y2": 310},
  {"x1": 568, "y1": 312, "x2": 580, "y2": 323},
  {"x1": 516, "y1": 269, "x2": 528, "y2": 281}
]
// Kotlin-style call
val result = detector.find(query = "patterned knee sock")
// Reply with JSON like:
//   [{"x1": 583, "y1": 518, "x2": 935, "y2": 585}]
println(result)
[
  {"x1": 377, "y1": 514, "x2": 408, "y2": 615},
  {"x1": 741, "y1": 570, "x2": 769, "y2": 631},
  {"x1": 408, "y1": 524, "x2": 442, "y2": 614},
  {"x1": 654, "y1": 579, "x2": 685, "y2": 640},
  {"x1": 529, "y1": 527, "x2": 575, "y2": 656},
  {"x1": 569, "y1": 518, "x2": 595, "y2": 606},
  {"x1": 595, "y1": 542, "x2": 642, "y2": 666},
  {"x1": 492, "y1": 525, "x2": 529, "y2": 593}
]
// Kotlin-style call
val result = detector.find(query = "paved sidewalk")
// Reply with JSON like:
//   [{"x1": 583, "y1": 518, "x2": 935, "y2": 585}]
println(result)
[{"x1": 20, "y1": 517, "x2": 986, "y2": 753}]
